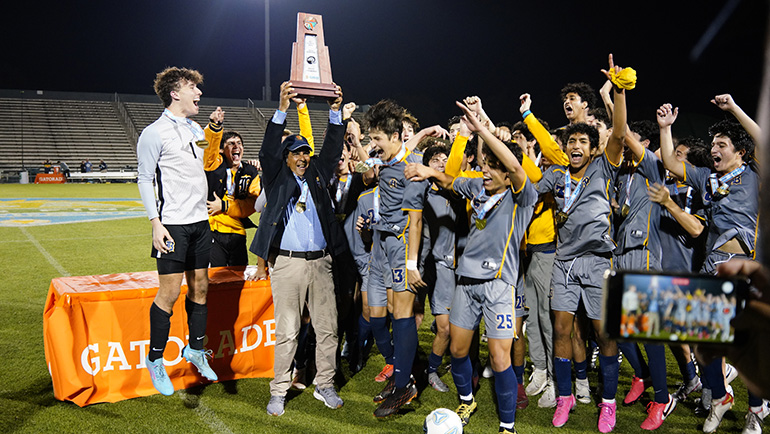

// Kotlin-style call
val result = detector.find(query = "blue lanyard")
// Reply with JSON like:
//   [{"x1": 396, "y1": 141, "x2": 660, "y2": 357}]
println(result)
[
  {"x1": 471, "y1": 188, "x2": 507, "y2": 221},
  {"x1": 162, "y1": 109, "x2": 204, "y2": 141},
  {"x1": 563, "y1": 170, "x2": 585, "y2": 213},
  {"x1": 373, "y1": 186, "x2": 380, "y2": 223},
  {"x1": 335, "y1": 174, "x2": 352, "y2": 203},
  {"x1": 709, "y1": 164, "x2": 746, "y2": 194},
  {"x1": 364, "y1": 144, "x2": 407, "y2": 168}
]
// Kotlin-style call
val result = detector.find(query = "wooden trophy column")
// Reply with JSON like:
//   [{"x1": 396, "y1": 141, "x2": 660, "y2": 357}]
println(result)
[{"x1": 290, "y1": 13, "x2": 337, "y2": 99}]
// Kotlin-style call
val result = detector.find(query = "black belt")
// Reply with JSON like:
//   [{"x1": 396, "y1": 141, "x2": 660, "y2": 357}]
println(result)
[{"x1": 277, "y1": 248, "x2": 328, "y2": 260}]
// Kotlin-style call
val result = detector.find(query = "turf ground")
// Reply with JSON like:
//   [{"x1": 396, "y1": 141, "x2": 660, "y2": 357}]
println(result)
[{"x1": 0, "y1": 183, "x2": 757, "y2": 433}]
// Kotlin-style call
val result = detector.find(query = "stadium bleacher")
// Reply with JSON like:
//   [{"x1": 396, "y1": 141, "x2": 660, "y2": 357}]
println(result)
[{"x1": 0, "y1": 90, "x2": 345, "y2": 181}]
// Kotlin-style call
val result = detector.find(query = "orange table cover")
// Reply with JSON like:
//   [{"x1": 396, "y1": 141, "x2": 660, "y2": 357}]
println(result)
[
  {"x1": 35, "y1": 173, "x2": 67, "y2": 183},
  {"x1": 43, "y1": 267, "x2": 275, "y2": 406}
]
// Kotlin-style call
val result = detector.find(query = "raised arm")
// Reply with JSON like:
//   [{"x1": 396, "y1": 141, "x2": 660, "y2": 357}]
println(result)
[
  {"x1": 656, "y1": 104, "x2": 685, "y2": 179},
  {"x1": 203, "y1": 107, "x2": 225, "y2": 171},
  {"x1": 316, "y1": 85, "x2": 347, "y2": 182},
  {"x1": 445, "y1": 117, "x2": 472, "y2": 177},
  {"x1": 404, "y1": 125, "x2": 450, "y2": 151},
  {"x1": 624, "y1": 127, "x2": 646, "y2": 162},
  {"x1": 712, "y1": 94, "x2": 761, "y2": 145},
  {"x1": 601, "y1": 54, "x2": 628, "y2": 165},
  {"x1": 520, "y1": 93, "x2": 569, "y2": 166},
  {"x1": 260, "y1": 81, "x2": 297, "y2": 185},
  {"x1": 457, "y1": 101, "x2": 527, "y2": 191},
  {"x1": 599, "y1": 80, "x2": 615, "y2": 123},
  {"x1": 294, "y1": 97, "x2": 315, "y2": 154}
]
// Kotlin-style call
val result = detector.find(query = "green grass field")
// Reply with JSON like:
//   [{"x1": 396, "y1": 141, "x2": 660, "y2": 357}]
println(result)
[{"x1": 0, "y1": 184, "x2": 756, "y2": 433}]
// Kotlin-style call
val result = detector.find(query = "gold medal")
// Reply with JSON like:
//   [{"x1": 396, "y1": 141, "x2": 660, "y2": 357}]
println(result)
[
  {"x1": 295, "y1": 201, "x2": 306, "y2": 213},
  {"x1": 354, "y1": 161, "x2": 371, "y2": 173},
  {"x1": 555, "y1": 211, "x2": 568, "y2": 225},
  {"x1": 195, "y1": 140, "x2": 209, "y2": 148},
  {"x1": 716, "y1": 185, "x2": 729, "y2": 196},
  {"x1": 621, "y1": 204, "x2": 630, "y2": 218},
  {"x1": 475, "y1": 218, "x2": 487, "y2": 230}
]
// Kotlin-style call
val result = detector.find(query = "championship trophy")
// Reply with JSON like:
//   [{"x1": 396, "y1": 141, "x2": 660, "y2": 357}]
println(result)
[{"x1": 290, "y1": 13, "x2": 337, "y2": 99}]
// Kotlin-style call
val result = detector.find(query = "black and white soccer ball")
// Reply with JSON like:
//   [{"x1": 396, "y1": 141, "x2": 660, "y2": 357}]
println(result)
[{"x1": 423, "y1": 408, "x2": 463, "y2": 434}]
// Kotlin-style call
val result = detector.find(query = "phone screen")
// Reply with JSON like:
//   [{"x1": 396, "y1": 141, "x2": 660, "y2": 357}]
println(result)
[{"x1": 605, "y1": 271, "x2": 747, "y2": 344}]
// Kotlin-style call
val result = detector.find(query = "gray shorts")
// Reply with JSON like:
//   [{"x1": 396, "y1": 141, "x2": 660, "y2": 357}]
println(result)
[
  {"x1": 701, "y1": 250, "x2": 750, "y2": 275},
  {"x1": 614, "y1": 246, "x2": 660, "y2": 271},
  {"x1": 550, "y1": 254, "x2": 612, "y2": 320},
  {"x1": 515, "y1": 270, "x2": 528, "y2": 319},
  {"x1": 380, "y1": 233, "x2": 410, "y2": 293},
  {"x1": 366, "y1": 234, "x2": 392, "y2": 308},
  {"x1": 423, "y1": 256, "x2": 456, "y2": 316},
  {"x1": 449, "y1": 277, "x2": 517, "y2": 340}
]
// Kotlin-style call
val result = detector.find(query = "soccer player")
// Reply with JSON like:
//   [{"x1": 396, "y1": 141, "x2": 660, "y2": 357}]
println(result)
[
  {"x1": 535, "y1": 55, "x2": 627, "y2": 432},
  {"x1": 363, "y1": 100, "x2": 429, "y2": 417},
  {"x1": 657, "y1": 97, "x2": 764, "y2": 433},
  {"x1": 136, "y1": 67, "x2": 218, "y2": 396},
  {"x1": 406, "y1": 99, "x2": 537, "y2": 434}
]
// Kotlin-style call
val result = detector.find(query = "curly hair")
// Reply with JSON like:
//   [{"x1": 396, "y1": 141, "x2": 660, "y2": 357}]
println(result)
[
  {"x1": 153, "y1": 67, "x2": 203, "y2": 108},
  {"x1": 708, "y1": 120, "x2": 754, "y2": 162},
  {"x1": 364, "y1": 99, "x2": 404, "y2": 139},
  {"x1": 512, "y1": 121, "x2": 534, "y2": 142},
  {"x1": 629, "y1": 120, "x2": 660, "y2": 152},
  {"x1": 560, "y1": 82, "x2": 598, "y2": 110},
  {"x1": 422, "y1": 142, "x2": 450, "y2": 166},
  {"x1": 677, "y1": 136, "x2": 713, "y2": 170},
  {"x1": 563, "y1": 123, "x2": 600, "y2": 150}
]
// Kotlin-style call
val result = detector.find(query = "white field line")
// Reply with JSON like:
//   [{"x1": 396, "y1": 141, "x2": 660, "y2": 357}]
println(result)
[
  {"x1": 20, "y1": 227, "x2": 70, "y2": 277},
  {"x1": 177, "y1": 391, "x2": 235, "y2": 434}
]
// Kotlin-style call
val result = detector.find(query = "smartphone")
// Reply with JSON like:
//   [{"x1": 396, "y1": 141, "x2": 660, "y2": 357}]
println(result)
[{"x1": 603, "y1": 270, "x2": 749, "y2": 345}]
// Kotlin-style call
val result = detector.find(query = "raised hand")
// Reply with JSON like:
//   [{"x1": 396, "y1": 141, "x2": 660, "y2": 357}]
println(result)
[
  {"x1": 421, "y1": 125, "x2": 450, "y2": 140},
  {"x1": 656, "y1": 104, "x2": 679, "y2": 128},
  {"x1": 456, "y1": 101, "x2": 483, "y2": 132},
  {"x1": 519, "y1": 93, "x2": 532, "y2": 114},
  {"x1": 342, "y1": 101, "x2": 357, "y2": 120},
  {"x1": 495, "y1": 127, "x2": 512, "y2": 142},
  {"x1": 328, "y1": 83, "x2": 343, "y2": 111},
  {"x1": 601, "y1": 53, "x2": 622, "y2": 82},
  {"x1": 711, "y1": 94, "x2": 738, "y2": 112},
  {"x1": 279, "y1": 81, "x2": 297, "y2": 113},
  {"x1": 209, "y1": 106, "x2": 225, "y2": 124},
  {"x1": 463, "y1": 96, "x2": 483, "y2": 115}
]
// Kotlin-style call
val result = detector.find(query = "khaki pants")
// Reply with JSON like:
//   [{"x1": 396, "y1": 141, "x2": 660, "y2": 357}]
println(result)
[{"x1": 269, "y1": 253, "x2": 338, "y2": 396}]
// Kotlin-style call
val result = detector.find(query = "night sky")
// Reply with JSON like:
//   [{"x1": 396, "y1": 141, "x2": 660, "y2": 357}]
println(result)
[{"x1": 3, "y1": 0, "x2": 767, "y2": 135}]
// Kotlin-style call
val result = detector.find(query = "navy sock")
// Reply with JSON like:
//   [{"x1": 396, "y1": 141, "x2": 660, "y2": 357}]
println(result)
[
  {"x1": 392, "y1": 317, "x2": 417, "y2": 388},
  {"x1": 599, "y1": 354, "x2": 620, "y2": 400},
  {"x1": 149, "y1": 302, "x2": 172, "y2": 362},
  {"x1": 644, "y1": 343, "x2": 668, "y2": 403},
  {"x1": 513, "y1": 364, "x2": 525, "y2": 385},
  {"x1": 428, "y1": 352, "x2": 443, "y2": 374},
  {"x1": 618, "y1": 341, "x2": 648, "y2": 378},
  {"x1": 704, "y1": 359, "x2": 726, "y2": 399},
  {"x1": 574, "y1": 359, "x2": 588, "y2": 380},
  {"x1": 748, "y1": 391, "x2": 763, "y2": 407},
  {"x1": 555, "y1": 357, "x2": 572, "y2": 397},
  {"x1": 451, "y1": 355, "x2": 473, "y2": 398},
  {"x1": 185, "y1": 298, "x2": 207, "y2": 351},
  {"x1": 357, "y1": 315, "x2": 372, "y2": 351},
  {"x1": 494, "y1": 366, "x2": 518, "y2": 425},
  {"x1": 685, "y1": 361, "x2": 697, "y2": 382},
  {"x1": 370, "y1": 316, "x2": 394, "y2": 364}
]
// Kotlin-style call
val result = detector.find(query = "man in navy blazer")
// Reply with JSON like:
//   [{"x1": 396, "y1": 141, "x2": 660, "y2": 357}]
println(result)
[{"x1": 250, "y1": 81, "x2": 350, "y2": 416}]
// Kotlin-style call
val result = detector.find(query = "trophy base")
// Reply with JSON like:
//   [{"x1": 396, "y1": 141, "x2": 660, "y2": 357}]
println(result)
[{"x1": 291, "y1": 81, "x2": 338, "y2": 100}]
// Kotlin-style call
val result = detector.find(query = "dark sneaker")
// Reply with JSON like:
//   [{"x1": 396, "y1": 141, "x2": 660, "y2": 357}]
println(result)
[
  {"x1": 374, "y1": 377, "x2": 396, "y2": 403},
  {"x1": 373, "y1": 380, "x2": 418, "y2": 418}
]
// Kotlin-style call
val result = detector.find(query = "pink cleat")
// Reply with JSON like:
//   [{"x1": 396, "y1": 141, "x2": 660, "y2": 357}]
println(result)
[
  {"x1": 553, "y1": 394, "x2": 576, "y2": 427},
  {"x1": 598, "y1": 401, "x2": 617, "y2": 433}
]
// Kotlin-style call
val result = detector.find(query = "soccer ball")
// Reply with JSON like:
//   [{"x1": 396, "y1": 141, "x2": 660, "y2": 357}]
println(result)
[{"x1": 424, "y1": 408, "x2": 463, "y2": 434}]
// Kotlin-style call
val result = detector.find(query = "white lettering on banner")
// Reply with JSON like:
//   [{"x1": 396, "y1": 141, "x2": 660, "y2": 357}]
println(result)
[
  {"x1": 264, "y1": 319, "x2": 276, "y2": 346},
  {"x1": 81, "y1": 343, "x2": 100, "y2": 375},
  {"x1": 77, "y1": 326, "x2": 275, "y2": 375},
  {"x1": 241, "y1": 325, "x2": 262, "y2": 352},
  {"x1": 216, "y1": 330, "x2": 237, "y2": 358},
  {"x1": 102, "y1": 342, "x2": 131, "y2": 371},
  {"x1": 130, "y1": 340, "x2": 150, "y2": 368}
]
